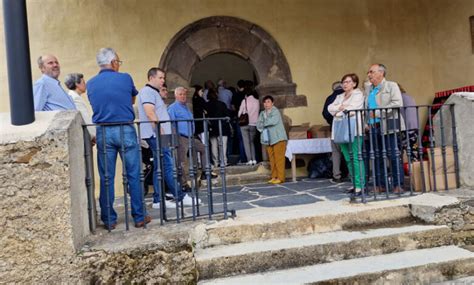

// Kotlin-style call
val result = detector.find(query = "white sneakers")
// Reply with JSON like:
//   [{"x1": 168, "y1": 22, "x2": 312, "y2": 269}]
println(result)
[
  {"x1": 152, "y1": 194, "x2": 201, "y2": 209},
  {"x1": 152, "y1": 200, "x2": 177, "y2": 209},
  {"x1": 246, "y1": 160, "x2": 257, "y2": 165},
  {"x1": 181, "y1": 194, "x2": 201, "y2": 206}
]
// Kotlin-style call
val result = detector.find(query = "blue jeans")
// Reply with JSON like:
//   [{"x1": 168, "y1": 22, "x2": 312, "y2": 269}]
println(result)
[
  {"x1": 367, "y1": 126, "x2": 404, "y2": 189},
  {"x1": 236, "y1": 123, "x2": 247, "y2": 162},
  {"x1": 96, "y1": 125, "x2": 145, "y2": 226},
  {"x1": 146, "y1": 138, "x2": 185, "y2": 203}
]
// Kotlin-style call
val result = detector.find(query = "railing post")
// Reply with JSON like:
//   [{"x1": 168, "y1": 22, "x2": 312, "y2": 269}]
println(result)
[
  {"x1": 82, "y1": 126, "x2": 97, "y2": 232},
  {"x1": 119, "y1": 124, "x2": 130, "y2": 230},
  {"x1": 439, "y1": 106, "x2": 449, "y2": 191},
  {"x1": 450, "y1": 104, "x2": 460, "y2": 188},
  {"x1": 218, "y1": 119, "x2": 229, "y2": 219},
  {"x1": 428, "y1": 106, "x2": 437, "y2": 191}
]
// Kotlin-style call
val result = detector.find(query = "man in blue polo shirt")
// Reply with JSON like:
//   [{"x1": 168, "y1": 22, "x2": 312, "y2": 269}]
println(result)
[
  {"x1": 137, "y1": 67, "x2": 200, "y2": 209},
  {"x1": 87, "y1": 47, "x2": 150, "y2": 229},
  {"x1": 33, "y1": 54, "x2": 76, "y2": 111}
]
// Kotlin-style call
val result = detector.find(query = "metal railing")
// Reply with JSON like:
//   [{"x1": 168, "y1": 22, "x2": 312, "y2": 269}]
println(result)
[
  {"x1": 82, "y1": 117, "x2": 236, "y2": 232},
  {"x1": 337, "y1": 104, "x2": 459, "y2": 203}
]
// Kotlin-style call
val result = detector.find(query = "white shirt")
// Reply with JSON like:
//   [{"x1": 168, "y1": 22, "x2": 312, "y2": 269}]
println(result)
[{"x1": 68, "y1": 90, "x2": 95, "y2": 137}]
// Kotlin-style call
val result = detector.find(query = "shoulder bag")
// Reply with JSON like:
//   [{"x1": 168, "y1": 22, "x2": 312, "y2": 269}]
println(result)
[
  {"x1": 333, "y1": 114, "x2": 356, "y2": 144},
  {"x1": 238, "y1": 99, "x2": 249, "y2": 126}
]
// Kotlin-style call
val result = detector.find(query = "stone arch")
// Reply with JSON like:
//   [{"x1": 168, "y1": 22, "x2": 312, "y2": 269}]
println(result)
[{"x1": 159, "y1": 16, "x2": 306, "y2": 108}]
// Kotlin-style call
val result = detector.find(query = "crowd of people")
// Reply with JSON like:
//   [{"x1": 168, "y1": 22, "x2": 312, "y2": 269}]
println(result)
[{"x1": 32, "y1": 48, "x2": 417, "y2": 228}]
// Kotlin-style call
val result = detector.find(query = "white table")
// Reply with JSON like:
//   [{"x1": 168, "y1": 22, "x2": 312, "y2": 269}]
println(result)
[{"x1": 285, "y1": 138, "x2": 332, "y2": 182}]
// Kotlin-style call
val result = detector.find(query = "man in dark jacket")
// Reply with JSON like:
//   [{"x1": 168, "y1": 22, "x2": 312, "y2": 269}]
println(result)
[{"x1": 322, "y1": 81, "x2": 345, "y2": 183}]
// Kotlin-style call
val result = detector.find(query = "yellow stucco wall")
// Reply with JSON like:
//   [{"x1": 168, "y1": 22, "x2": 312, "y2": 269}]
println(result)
[{"x1": 0, "y1": 0, "x2": 473, "y2": 125}]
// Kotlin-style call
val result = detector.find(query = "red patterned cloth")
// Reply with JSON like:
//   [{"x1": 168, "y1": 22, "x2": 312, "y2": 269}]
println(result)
[{"x1": 421, "y1": 85, "x2": 474, "y2": 152}]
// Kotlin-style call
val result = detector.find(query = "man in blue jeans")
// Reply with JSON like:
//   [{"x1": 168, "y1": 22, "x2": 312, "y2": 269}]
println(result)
[
  {"x1": 87, "y1": 47, "x2": 150, "y2": 229},
  {"x1": 137, "y1": 67, "x2": 200, "y2": 209}
]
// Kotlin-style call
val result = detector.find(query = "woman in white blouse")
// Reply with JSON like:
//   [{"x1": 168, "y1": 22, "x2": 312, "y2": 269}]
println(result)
[
  {"x1": 64, "y1": 73, "x2": 95, "y2": 140},
  {"x1": 238, "y1": 87, "x2": 260, "y2": 165},
  {"x1": 328, "y1": 73, "x2": 365, "y2": 195}
]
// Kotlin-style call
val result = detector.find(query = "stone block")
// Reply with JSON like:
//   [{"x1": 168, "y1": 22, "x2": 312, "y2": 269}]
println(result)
[
  {"x1": 185, "y1": 27, "x2": 220, "y2": 59},
  {"x1": 0, "y1": 111, "x2": 89, "y2": 283},
  {"x1": 217, "y1": 26, "x2": 260, "y2": 59},
  {"x1": 165, "y1": 41, "x2": 199, "y2": 79},
  {"x1": 433, "y1": 93, "x2": 474, "y2": 188}
]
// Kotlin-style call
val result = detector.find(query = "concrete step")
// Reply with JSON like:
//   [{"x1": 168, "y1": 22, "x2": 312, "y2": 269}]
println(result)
[
  {"x1": 199, "y1": 246, "x2": 474, "y2": 284},
  {"x1": 214, "y1": 163, "x2": 271, "y2": 186},
  {"x1": 196, "y1": 225, "x2": 452, "y2": 280},
  {"x1": 197, "y1": 202, "x2": 415, "y2": 248}
]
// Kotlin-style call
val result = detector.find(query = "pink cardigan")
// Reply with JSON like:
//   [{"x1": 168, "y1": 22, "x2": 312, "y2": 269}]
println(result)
[{"x1": 238, "y1": 95, "x2": 260, "y2": 126}]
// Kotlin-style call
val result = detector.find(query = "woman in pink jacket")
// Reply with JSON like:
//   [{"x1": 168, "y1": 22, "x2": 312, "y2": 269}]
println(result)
[{"x1": 238, "y1": 87, "x2": 260, "y2": 165}]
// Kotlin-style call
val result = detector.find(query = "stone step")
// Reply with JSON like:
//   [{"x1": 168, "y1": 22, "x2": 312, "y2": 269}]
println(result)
[
  {"x1": 196, "y1": 225, "x2": 452, "y2": 280},
  {"x1": 214, "y1": 163, "x2": 271, "y2": 186},
  {"x1": 198, "y1": 246, "x2": 474, "y2": 284},
  {"x1": 196, "y1": 202, "x2": 415, "y2": 248}
]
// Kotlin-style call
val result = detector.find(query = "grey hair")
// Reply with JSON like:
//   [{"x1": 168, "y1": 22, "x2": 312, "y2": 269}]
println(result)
[
  {"x1": 37, "y1": 56, "x2": 44, "y2": 68},
  {"x1": 64, "y1": 73, "x2": 84, "y2": 90},
  {"x1": 332, "y1": 81, "x2": 342, "y2": 91},
  {"x1": 376, "y1": 63, "x2": 387, "y2": 76},
  {"x1": 96, "y1": 47, "x2": 117, "y2": 67},
  {"x1": 174, "y1": 86, "x2": 187, "y2": 95}
]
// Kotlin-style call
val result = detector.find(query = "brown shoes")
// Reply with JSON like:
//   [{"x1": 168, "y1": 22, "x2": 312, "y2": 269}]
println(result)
[
  {"x1": 393, "y1": 186, "x2": 405, "y2": 194},
  {"x1": 135, "y1": 215, "x2": 152, "y2": 228},
  {"x1": 104, "y1": 223, "x2": 117, "y2": 230}
]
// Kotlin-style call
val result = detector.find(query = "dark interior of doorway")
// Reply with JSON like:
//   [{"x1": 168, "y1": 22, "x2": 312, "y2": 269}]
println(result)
[
  {"x1": 190, "y1": 53, "x2": 258, "y2": 89},
  {"x1": 190, "y1": 52, "x2": 262, "y2": 164}
]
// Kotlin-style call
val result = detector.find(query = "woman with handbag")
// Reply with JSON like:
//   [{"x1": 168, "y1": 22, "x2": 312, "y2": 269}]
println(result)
[
  {"x1": 238, "y1": 87, "x2": 260, "y2": 165},
  {"x1": 257, "y1": 95, "x2": 288, "y2": 184},
  {"x1": 328, "y1": 73, "x2": 365, "y2": 195}
]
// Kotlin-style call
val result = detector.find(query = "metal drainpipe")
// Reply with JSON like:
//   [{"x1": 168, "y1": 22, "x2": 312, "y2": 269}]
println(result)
[{"x1": 2, "y1": 0, "x2": 35, "y2": 125}]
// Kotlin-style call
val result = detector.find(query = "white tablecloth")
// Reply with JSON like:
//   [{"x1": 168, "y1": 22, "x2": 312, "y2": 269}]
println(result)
[{"x1": 285, "y1": 138, "x2": 332, "y2": 159}]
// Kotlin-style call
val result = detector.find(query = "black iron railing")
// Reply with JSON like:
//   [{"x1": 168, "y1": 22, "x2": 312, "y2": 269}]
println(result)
[
  {"x1": 83, "y1": 117, "x2": 236, "y2": 232},
  {"x1": 336, "y1": 104, "x2": 459, "y2": 203}
]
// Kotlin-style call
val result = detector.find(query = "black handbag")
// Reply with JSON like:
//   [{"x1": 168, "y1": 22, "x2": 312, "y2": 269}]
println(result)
[{"x1": 238, "y1": 99, "x2": 249, "y2": 126}]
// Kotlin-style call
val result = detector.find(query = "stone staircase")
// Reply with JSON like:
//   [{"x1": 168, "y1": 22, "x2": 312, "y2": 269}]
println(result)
[
  {"x1": 194, "y1": 197, "x2": 474, "y2": 284},
  {"x1": 212, "y1": 162, "x2": 272, "y2": 186}
]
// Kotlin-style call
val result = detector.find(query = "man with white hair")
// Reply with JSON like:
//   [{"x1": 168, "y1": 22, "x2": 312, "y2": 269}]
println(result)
[
  {"x1": 87, "y1": 47, "x2": 150, "y2": 229},
  {"x1": 217, "y1": 79, "x2": 233, "y2": 110},
  {"x1": 168, "y1": 87, "x2": 217, "y2": 191},
  {"x1": 33, "y1": 54, "x2": 76, "y2": 111},
  {"x1": 365, "y1": 63, "x2": 405, "y2": 194}
]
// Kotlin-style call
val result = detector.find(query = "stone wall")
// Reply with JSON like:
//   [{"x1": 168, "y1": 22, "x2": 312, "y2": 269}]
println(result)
[
  {"x1": 433, "y1": 93, "x2": 474, "y2": 187},
  {"x1": 0, "y1": 112, "x2": 198, "y2": 283},
  {"x1": 0, "y1": 111, "x2": 89, "y2": 283}
]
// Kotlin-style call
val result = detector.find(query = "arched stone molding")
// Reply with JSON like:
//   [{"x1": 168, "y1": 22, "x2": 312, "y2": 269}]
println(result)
[{"x1": 159, "y1": 16, "x2": 306, "y2": 108}]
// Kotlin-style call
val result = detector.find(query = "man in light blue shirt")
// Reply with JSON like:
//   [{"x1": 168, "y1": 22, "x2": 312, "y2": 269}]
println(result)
[
  {"x1": 217, "y1": 79, "x2": 233, "y2": 110},
  {"x1": 33, "y1": 55, "x2": 76, "y2": 111},
  {"x1": 168, "y1": 87, "x2": 217, "y2": 190}
]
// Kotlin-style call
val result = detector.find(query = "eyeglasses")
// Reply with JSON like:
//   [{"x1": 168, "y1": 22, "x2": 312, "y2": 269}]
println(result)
[{"x1": 114, "y1": 59, "x2": 123, "y2": 65}]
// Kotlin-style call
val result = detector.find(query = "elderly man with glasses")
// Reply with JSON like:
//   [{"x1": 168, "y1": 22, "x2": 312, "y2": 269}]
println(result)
[
  {"x1": 87, "y1": 47, "x2": 151, "y2": 230},
  {"x1": 364, "y1": 63, "x2": 405, "y2": 195}
]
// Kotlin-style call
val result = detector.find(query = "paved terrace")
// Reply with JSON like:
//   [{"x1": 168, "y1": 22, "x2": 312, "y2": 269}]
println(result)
[{"x1": 94, "y1": 178, "x2": 473, "y2": 234}]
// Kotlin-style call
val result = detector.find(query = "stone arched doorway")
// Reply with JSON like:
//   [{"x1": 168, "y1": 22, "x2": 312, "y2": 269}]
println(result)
[{"x1": 159, "y1": 16, "x2": 306, "y2": 109}]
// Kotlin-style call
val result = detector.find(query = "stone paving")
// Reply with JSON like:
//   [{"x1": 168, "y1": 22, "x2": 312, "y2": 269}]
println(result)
[{"x1": 105, "y1": 178, "x2": 423, "y2": 228}]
